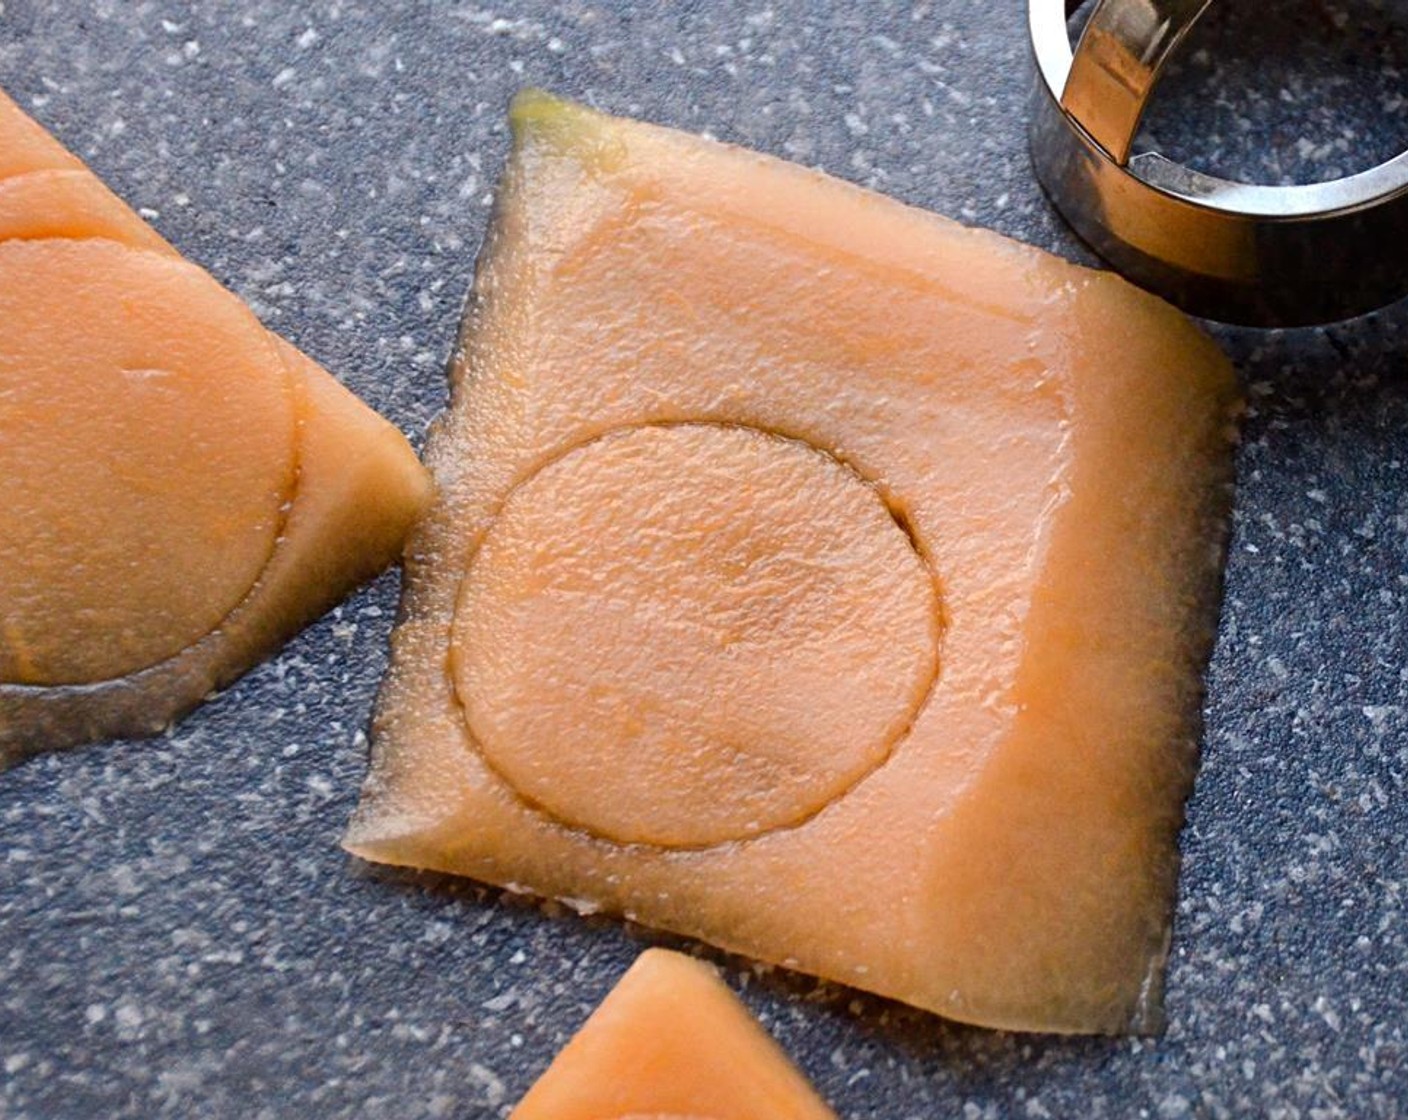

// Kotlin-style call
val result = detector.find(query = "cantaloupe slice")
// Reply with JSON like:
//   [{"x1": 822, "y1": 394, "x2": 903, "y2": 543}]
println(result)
[
  {"x1": 0, "y1": 88, "x2": 433, "y2": 759},
  {"x1": 510, "y1": 949, "x2": 837, "y2": 1120},
  {"x1": 0, "y1": 238, "x2": 297, "y2": 684},
  {"x1": 346, "y1": 92, "x2": 1239, "y2": 1033}
]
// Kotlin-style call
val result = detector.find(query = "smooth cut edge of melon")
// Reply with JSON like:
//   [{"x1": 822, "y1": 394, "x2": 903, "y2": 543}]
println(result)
[{"x1": 0, "y1": 89, "x2": 87, "y2": 179}]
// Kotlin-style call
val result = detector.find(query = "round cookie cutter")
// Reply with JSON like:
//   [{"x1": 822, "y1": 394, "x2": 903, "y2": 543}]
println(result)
[{"x1": 1029, "y1": 0, "x2": 1408, "y2": 326}]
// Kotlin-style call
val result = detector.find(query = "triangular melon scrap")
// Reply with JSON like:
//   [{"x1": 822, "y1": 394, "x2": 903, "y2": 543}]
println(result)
[
  {"x1": 0, "y1": 88, "x2": 433, "y2": 760},
  {"x1": 511, "y1": 949, "x2": 837, "y2": 1120}
]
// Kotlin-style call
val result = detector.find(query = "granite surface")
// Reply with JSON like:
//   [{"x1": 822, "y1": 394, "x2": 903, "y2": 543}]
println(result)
[{"x1": 2, "y1": 1, "x2": 1407, "y2": 1117}]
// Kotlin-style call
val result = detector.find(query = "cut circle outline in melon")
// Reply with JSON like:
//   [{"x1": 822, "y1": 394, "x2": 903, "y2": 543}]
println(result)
[
  {"x1": 449, "y1": 420, "x2": 945, "y2": 851},
  {"x1": 0, "y1": 237, "x2": 304, "y2": 687}
]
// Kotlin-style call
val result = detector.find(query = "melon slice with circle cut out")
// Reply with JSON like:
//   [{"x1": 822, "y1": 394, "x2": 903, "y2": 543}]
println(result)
[
  {"x1": 345, "y1": 91, "x2": 1239, "y2": 1034},
  {"x1": 0, "y1": 88, "x2": 433, "y2": 759}
]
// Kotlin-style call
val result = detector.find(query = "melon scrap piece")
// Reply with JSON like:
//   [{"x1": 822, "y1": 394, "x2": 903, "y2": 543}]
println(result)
[
  {"x1": 0, "y1": 89, "x2": 433, "y2": 760},
  {"x1": 510, "y1": 949, "x2": 837, "y2": 1120},
  {"x1": 346, "y1": 91, "x2": 1239, "y2": 1034}
]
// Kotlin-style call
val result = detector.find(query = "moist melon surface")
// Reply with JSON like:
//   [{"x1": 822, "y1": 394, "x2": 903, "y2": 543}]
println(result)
[
  {"x1": 0, "y1": 88, "x2": 433, "y2": 758},
  {"x1": 454, "y1": 421, "x2": 940, "y2": 848},
  {"x1": 0, "y1": 238, "x2": 297, "y2": 685},
  {"x1": 509, "y1": 949, "x2": 837, "y2": 1120},
  {"x1": 346, "y1": 91, "x2": 1240, "y2": 1033}
]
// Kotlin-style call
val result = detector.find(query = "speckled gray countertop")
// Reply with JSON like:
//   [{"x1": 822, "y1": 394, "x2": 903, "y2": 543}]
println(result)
[{"x1": 2, "y1": 2, "x2": 1407, "y2": 1117}]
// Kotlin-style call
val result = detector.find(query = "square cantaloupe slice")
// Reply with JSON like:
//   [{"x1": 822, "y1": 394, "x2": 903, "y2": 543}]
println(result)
[
  {"x1": 346, "y1": 92, "x2": 1239, "y2": 1034},
  {"x1": 510, "y1": 949, "x2": 837, "y2": 1120}
]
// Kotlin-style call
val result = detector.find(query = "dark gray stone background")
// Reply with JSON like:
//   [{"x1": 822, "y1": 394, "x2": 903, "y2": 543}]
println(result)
[{"x1": 2, "y1": 1, "x2": 1406, "y2": 1117}]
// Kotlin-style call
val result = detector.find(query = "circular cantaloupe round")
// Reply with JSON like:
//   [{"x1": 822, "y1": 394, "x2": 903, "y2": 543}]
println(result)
[
  {"x1": 0, "y1": 238, "x2": 298, "y2": 685},
  {"x1": 452, "y1": 422, "x2": 941, "y2": 848}
]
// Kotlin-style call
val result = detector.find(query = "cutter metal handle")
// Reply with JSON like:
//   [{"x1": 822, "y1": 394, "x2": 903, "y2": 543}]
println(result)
[{"x1": 1030, "y1": 0, "x2": 1408, "y2": 326}]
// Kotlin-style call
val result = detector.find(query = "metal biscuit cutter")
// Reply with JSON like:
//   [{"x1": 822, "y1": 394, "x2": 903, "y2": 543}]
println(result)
[{"x1": 1030, "y1": 0, "x2": 1408, "y2": 326}]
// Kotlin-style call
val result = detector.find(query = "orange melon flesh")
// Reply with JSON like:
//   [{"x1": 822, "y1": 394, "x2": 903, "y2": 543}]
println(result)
[
  {"x1": 0, "y1": 88, "x2": 433, "y2": 757},
  {"x1": 346, "y1": 91, "x2": 1239, "y2": 1033},
  {"x1": 510, "y1": 949, "x2": 837, "y2": 1120},
  {"x1": 0, "y1": 239, "x2": 296, "y2": 684},
  {"x1": 0, "y1": 170, "x2": 176, "y2": 252},
  {"x1": 456, "y1": 422, "x2": 940, "y2": 848}
]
